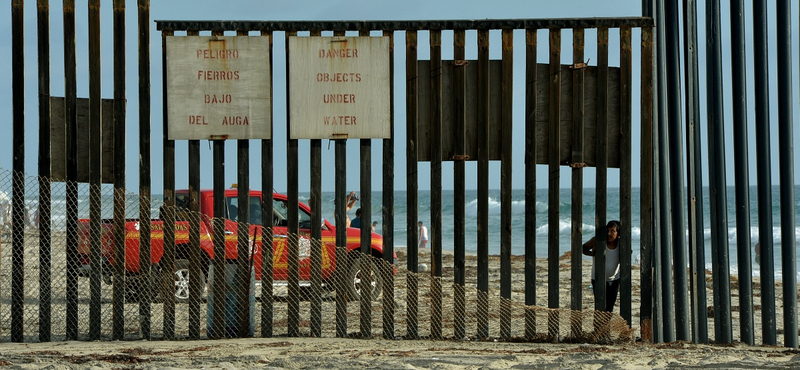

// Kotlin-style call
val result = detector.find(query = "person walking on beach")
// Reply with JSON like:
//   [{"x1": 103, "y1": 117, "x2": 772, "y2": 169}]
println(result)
[
  {"x1": 582, "y1": 220, "x2": 622, "y2": 312},
  {"x1": 418, "y1": 221, "x2": 428, "y2": 249}
]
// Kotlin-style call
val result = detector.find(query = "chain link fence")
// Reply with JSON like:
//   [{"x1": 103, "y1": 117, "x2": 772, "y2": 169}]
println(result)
[{"x1": 0, "y1": 167, "x2": 633, "y2": 343}]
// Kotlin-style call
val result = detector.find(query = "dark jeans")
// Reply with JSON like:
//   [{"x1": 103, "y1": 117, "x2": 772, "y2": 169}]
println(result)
[{"x1": 591, "y1": 278, "x2": 621, "y2": 312}]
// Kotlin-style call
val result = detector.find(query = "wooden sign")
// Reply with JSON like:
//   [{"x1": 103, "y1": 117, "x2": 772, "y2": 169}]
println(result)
[
  {"x1": 166, "y1": 36, "x2": 271, "y2": 140},
  {"x1": 288, "y1": 36, "x2": 391, "y2": 139}
]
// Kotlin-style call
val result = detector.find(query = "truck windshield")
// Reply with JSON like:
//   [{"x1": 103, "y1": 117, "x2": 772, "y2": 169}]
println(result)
[{"x1": 226, "y1": 196, "x2": 264, "y2": 225}]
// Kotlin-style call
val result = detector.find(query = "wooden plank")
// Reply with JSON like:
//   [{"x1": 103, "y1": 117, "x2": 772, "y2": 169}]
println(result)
[
  {"x1": 209, "y1": 27, "x2": 226, "y2": 339},
  {"x1": 309, "y1": 29, "x2": 323, "y2": 339},
  {"x1": 50, "y1": 97, "x2": 115, "y2": 183},
  {"x1": 546, "y1": 28, "x2": 562, "y2": 339},
  {"x1": 261, "y1": 29, "x2": 274, "y2": 338},
  {"x1": 619, "y1": 26, "x2": 633, "y2": 326},
  {"x1": 419, "y1": 60, "x2": 502, "y2": 162},
  {"x1": 405, "y1": 30, "x2": 419, "y2": 339},
  {"x1": 429, "y1": 29, "x2": 443, "y2": 340},
  {"x1": 236, "y1": 24, "x2": 252, "y2": 341},
  {"x1": 499, "y1": 28, "x2": 513, "y2": 340},
  {"x1": 37, "y1": 0, "x2": 52, "y2": 343},
  {"x1": 10, "y1": 0, "x2": 23, "y2": 344},
  {"x1": 594, "y1": 27, "x2": 609, "y2": 312},
  {"x1": 381, "y1": 29, "x2": 396, "y2": 340},
  {"x1": 453, "y1": 29, "x2": 467, "y2": 340},
  {"x1": 570, "y1": 28, "x2": 585, "y2": 338},
  {"x1": 162, "y1": 27, "x2": 177, "y2": 340},
  {"x1": 63, "y1": 0, "x2": 79, "y2": 341},
  {"x1": 524, "y1": 28, "x2": 538, "y2": 339},
  {"x1": 359, "y1": 28, "x2": 373, "y2": 339},
  {"x1": 286, "y1": 30, "x2": 300, "y2": 338},
  {"x1": 186, "y1": 27, "x2": 201, "y2": 341},
  {"x1": 476, "y1": 29, "x2": 490, "y2": 339},
  {"x1": 138, "y1": 0, "x2": 153, "y2": 340},
  {"x1": 111, "y1": 0, "x2": 126, "y2": 341},
  {"x1": 88, "y1": 0, "x2": 102, "y2": 341},
  {"x1": 535, "y1": 65, "x2": 622, "y2": 168}
]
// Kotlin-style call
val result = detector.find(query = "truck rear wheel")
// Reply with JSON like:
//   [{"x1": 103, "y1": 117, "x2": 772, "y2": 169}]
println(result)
[{"x1": 344, "y1": 254, "x2": 383, "y2": 301}]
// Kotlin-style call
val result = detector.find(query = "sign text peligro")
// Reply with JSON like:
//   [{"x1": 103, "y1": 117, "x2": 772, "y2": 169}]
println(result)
[{"x1": 166, "y1": 36, "x2": 272, "y2": 140}]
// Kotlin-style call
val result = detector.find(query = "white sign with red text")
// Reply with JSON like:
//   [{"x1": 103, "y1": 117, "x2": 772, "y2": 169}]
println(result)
[
  {"x1": 288, "y1": 36, "x2": 390, "y2": 139},
  {"x1": 166, "y1": 36, "x2": 271, "y2": 140}
]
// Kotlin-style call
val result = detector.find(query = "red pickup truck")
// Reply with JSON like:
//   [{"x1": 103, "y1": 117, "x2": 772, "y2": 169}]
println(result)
[{"x1": 77, "y1": 188, "x2": 392, "y2": 302}]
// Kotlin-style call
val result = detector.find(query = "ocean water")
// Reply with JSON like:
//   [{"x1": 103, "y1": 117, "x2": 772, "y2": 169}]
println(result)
[
  {"x1": 308, "y1": 185, "x2": 800, "y2": 281},
  {"x1": 12, "y1": 184, "x2": 800, "y2": 281}
]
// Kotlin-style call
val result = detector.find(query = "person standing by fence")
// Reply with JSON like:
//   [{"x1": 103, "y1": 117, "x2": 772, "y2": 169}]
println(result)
[{"x1": 582, "y1": 220, "x2": 622, "y2": 312}]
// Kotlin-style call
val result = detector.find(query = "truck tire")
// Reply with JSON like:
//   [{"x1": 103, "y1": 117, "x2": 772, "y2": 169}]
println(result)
[
  {"x1": 124, "y1": 272, "x2": 157, "y2": 303},
  {"x1": 164, "y1": 258, "x2": 210, "y2": 303},
  {"x1": 344, "y1": 254, "x2": 383, "y2": 301}
]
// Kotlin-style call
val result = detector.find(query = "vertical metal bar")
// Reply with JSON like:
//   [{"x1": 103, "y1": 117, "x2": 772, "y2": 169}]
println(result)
[
  {"x1": 37, "y1": 0, "x2": 52, "y2": 343},
  {"x1": 261, "y1": 29, "x2": 274, "y2": 338},
  {"x1": 547, "y1": 28, "x2": 562, "y2": 339},
  {"x1": 452, "y1": 29, "x2": 466, "y2": 340},
  {"x1": 776, "y1": 0, "x2": 797, "y2": 349},
  {"x1": 359, "y1": 28, "x2": 374, "y2": 339},
  {"x1": 211, "y1": 135, "x2": 225, "y2": 339},
  {"x1": 429, "y1": 29, "x2": 443, "y2": 340},
  {"x1": 639, "y1": 26, "x2": 655, "y2": 342},
  {"x1": 476, "y1": 28, "x2": 490, "y2": 339},
  {"x1": 309, "y1": 29, "x2": 323, "y2": 339},
  {"x1": 138, "y1": 0, "x2": 152, "y2": 341},
  {"x1": 705, "y1": 0, "x2": 732, "y2": 344},
  {"x1": 112, "y1": 0, "x2": 126, "y2": 341},
  {"x1": 685, "y1": 0, "x2": 709, "y2": 343},
  {"x1": 729, "y1": 0, "x2": 754, "y2": 346},
  {"x1": 499, "y1": 28, "x2": 513, "y2": 340},
  {"x1": 405, "y1": 30, "x2": 419, "y2": 340},
  {"x1": 235, "y1": 28, "x2": 252, "y2": 339},
  {"x1": 595, "y1": 28, "x2": 609, "y2": 313},
  {"x1": 570, "y1": 28, "x2": 585, "y2": 317},
  {"x1": 236, "y1": 26, "x2": 252, "y2": 340},
  {"x1": 619, "y1": 26, "x2": 633, "y2": 327},
  {"x1": 88, "y1": 0, "x2": 102, "y2": 341},
  {"x1": 162, "y1": 28, "x2": 177, "y2": 340},
  {"x1": 332, "y1": 26, "x2": 349, "y2": 340},
  {"x1": 63, "y1": 0, "x2": 79, "y2": 341},
  {"x1": 10, "y1": 0, "x2": 24, "y2": 344},
  {"x1": 753, "y1": 0, "x2": 776, "y2": 346},
  {"x1": 524, "y1": 28, "x2": 538, "y2": 339},
  {"x1": 655, "y1": 0, "x2": 675, "y2": 342},
  {"x1": 186, "y1": 28, "x2": 201, "y2": 341},
  {"x1": 382, "y1": 29, "x2": 396, "y2": 340},
  {"x1": 665, "y1": 0, "x2": 691, "y2": 341},
  {"x1": 285, "y1": 30, "x2": 300, "y2": 338}
]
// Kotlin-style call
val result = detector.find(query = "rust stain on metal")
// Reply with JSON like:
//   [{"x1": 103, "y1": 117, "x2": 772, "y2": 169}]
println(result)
[
  {"x1": 569, "y1": 162, "x2": 587, "y2": 168},
  {"x1": 450, "y1": 154, "x2": 470, "y2": 161},
  {"x1": 570, "y1": 60, "x2": 589, "y2": 69},
  {"x1": 453, "y1": 60, "x2": 469, "y2": 66},
  {"x1": 331, "y1": 133, "x2": 349, "y2": 139},
  {"x1": 209, "y1": 135, "x2": 229, "y2": 140}
]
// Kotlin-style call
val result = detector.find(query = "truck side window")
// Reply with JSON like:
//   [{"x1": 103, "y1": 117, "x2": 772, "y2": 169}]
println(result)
[{"x1": 270, "y1": 199, "x2": 311, "y2": 228}]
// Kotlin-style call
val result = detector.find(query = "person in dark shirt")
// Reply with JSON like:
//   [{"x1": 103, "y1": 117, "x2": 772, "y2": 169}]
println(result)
[{"x1": 350, "y1": 208, "x2": 362, "y2": 228}]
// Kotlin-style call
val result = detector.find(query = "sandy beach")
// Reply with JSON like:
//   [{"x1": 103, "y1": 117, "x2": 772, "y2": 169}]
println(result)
[
  {"x1": 0, "y1": 336, "x2": 798, "y2": 369},
  {"x1": 1, "y1": 240, "x2": 799, "y2": 369}
]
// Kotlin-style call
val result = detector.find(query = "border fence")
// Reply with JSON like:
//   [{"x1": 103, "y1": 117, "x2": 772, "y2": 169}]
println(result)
[{"x1": 5, "y1": 0, "x2": 798, "y2": 348}]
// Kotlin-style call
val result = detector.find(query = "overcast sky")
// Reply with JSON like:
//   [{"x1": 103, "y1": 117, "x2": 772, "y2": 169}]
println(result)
[{"x1": 1, "y1": 0, "x2": 798, "y2": 193}]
